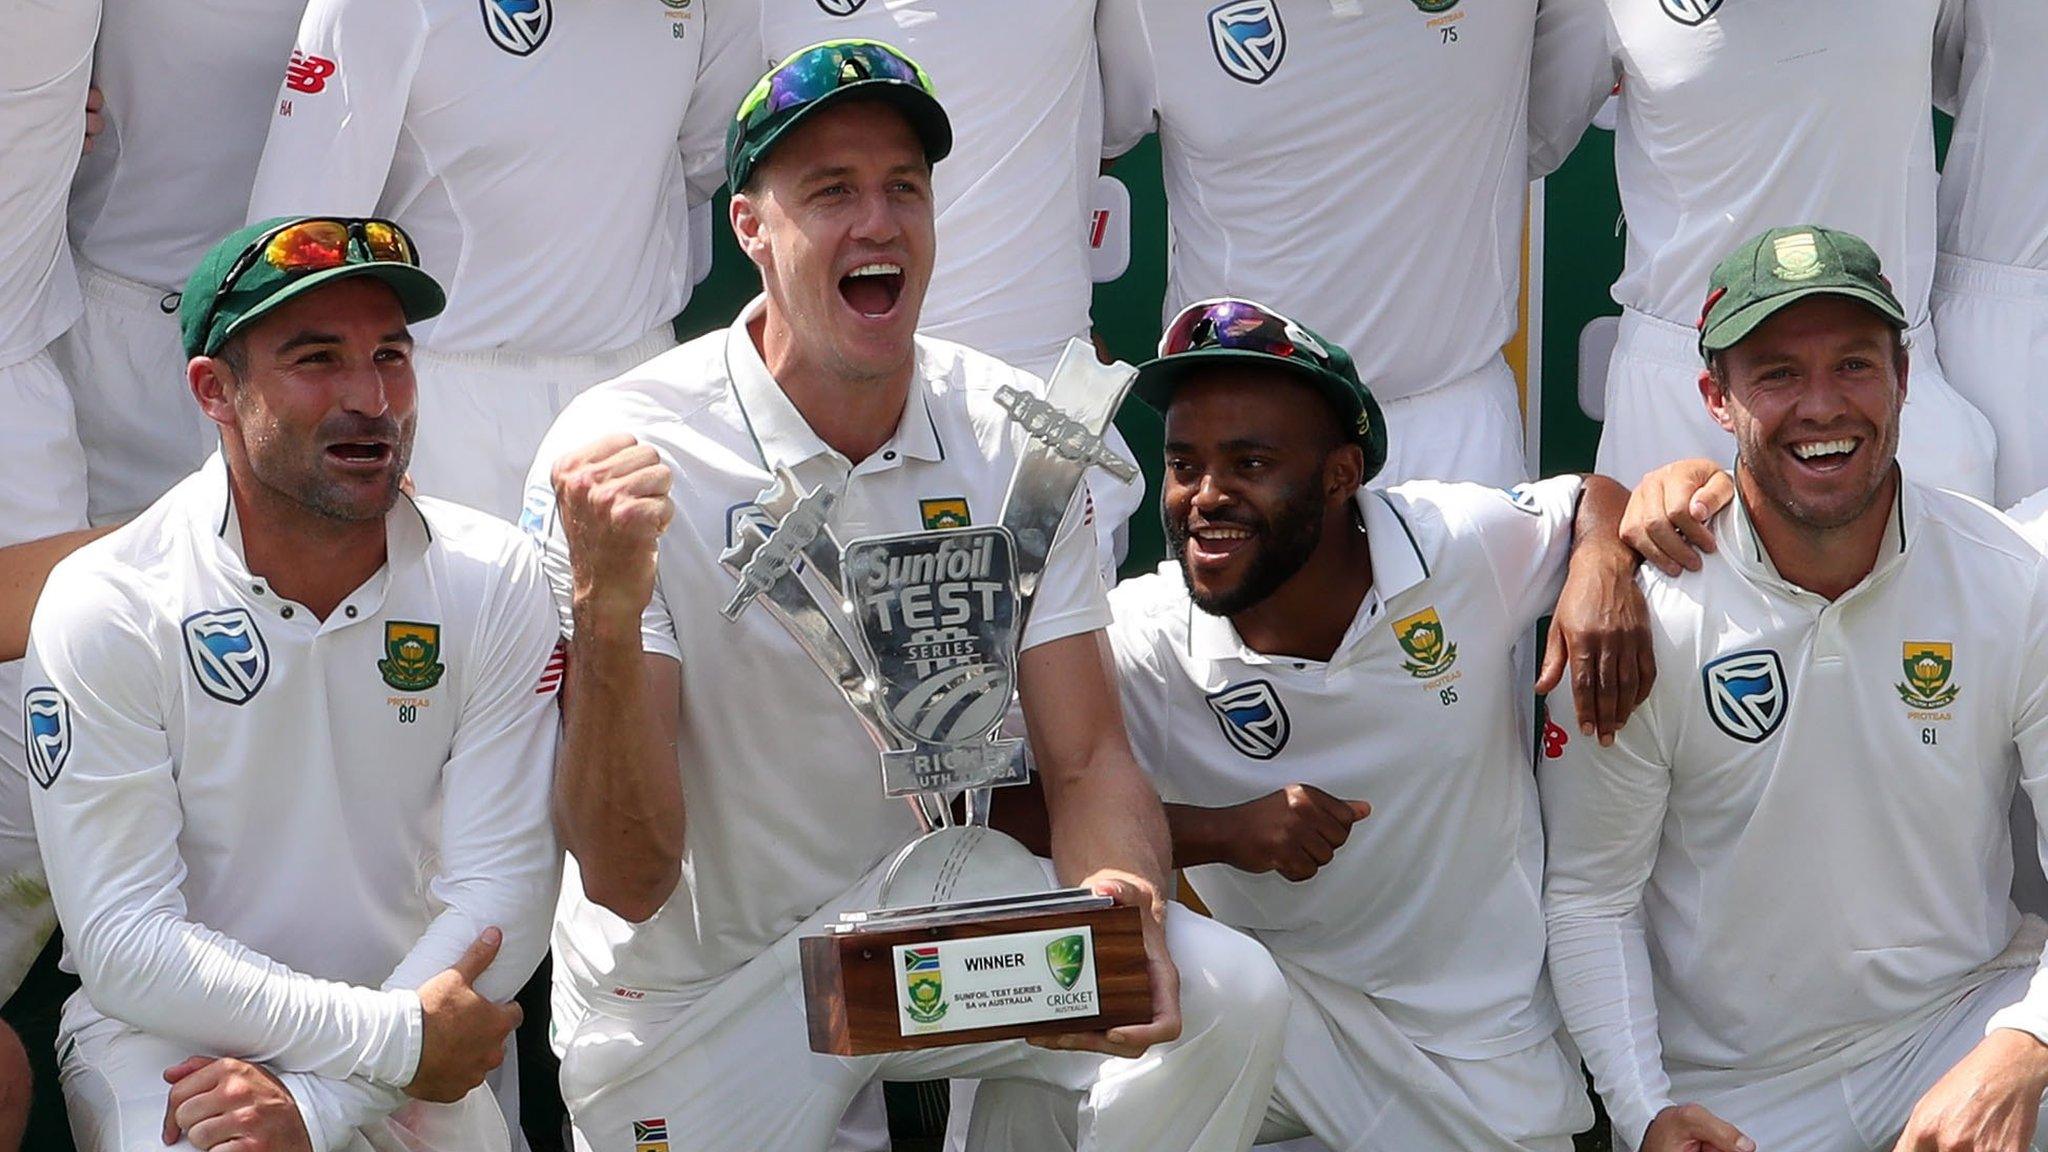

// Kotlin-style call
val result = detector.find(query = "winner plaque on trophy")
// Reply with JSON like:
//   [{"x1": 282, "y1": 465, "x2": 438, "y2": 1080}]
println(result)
[{"x1": 720, "y1": 340, "x2": 1154, "y2": 1055}]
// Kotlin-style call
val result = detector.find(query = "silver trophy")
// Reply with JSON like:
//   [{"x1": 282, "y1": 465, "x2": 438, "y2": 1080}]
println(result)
[{"x1": 721, "y1": 339, "x2": 1138, "y2": 905}]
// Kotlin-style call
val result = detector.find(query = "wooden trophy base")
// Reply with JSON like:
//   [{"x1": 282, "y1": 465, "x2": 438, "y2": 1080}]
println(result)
[{"x1": 800, "y1": 896, "x2": 1152, "y2": 1056}]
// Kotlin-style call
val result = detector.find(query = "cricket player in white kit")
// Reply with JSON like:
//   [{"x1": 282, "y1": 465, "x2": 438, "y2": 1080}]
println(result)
[
  {"x1": 1095, "y1": 1, "x2": 1536, "y2": 487},
  {"x1": 57, "y1": 0, "x2": 313, "y2": 524},
  {"x1": 1932, "y1": 0, "x2": 2048, "y2": 509},
  {"x1": 752, "y1": 3, "x2": 1145, "y2": 573},
  {"x1": 1541, "y1": 224, "x2": 2048, "y2": 1152},
  {"x1": 22, "y1": 216, "x2": 562, "y2": 1152},
  {"x1": 245, "y1": 0, "x2": 761, "y2": 520},
  {"x1": 526, "y1": 41, "x2": 1286, "y2": 1152},
  {"x1": 1529, "y1": 0, "x2": 1996, "y2": 500}
]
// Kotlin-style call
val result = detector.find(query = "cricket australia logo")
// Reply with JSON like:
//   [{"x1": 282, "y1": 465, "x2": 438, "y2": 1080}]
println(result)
[
  {"x1": 480, "y1": 0, "x2": 551, "y2": 56},
  {"x1": 22, "y1": 688, "x2": 71, "y2": 790},
  {"x1": 1702, "y1": 649, "x2": 1788, "y2": 743},
  {"x1": 904, "y1": 946, "x2": 946, "y2": 1024},
  {"x1": 1659, "y1": 0, "x2": 1723, "y2": 25},
  {"x1": 183, "y1": 609, "x2": 270, "y2": 705},
  {"x1": 1205, "y1": 680, "x2": 1289, "y2": 760},
  {"x1": 1896, "y1": 641, "x2": 1960, "y2": 710},
  {"x1": 1208, "y1": 0, "x2": 1285, "y2": 84},
  {"x1": 1046, "y1": 934, "x2": 1086, "y2": 991},
  {"x1": 378, "y1": 621, "x2": 446, "y2": 692},
  {"x1": 1392, "y1": 607, "x2": 1458, "y2": 680}
]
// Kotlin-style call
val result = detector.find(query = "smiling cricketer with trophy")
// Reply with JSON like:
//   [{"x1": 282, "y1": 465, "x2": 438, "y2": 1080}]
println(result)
[{"x1": 523, "y1": 39, "x2": 1288, "y2": 1152}]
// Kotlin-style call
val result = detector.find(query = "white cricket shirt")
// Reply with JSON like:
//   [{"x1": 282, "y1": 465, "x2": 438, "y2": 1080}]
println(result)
[
  {"x1": 1097, "y1": 0, "x2": 1535, "y2": 403},
  {"x1": 1530, "y1": 0, "x2": 1950, "y2": 327},
  {"x1": 247, "y1": 0, "x2": 759, "y2": 355},
  {"x1": 755, "y1": 0, "x2": 1100, "y2": 374},
  {"x1": 1934, "y1": 0, "x2": 2048, "y2": 271},
  {"x1": 0, "y1": 0, "x2": 96, "y2": 367},
  {"x1": 1539, "y1": 481, "x2": 2048, "y2": 1149},
  {"x1": 526, "y1": 295, "x2": 1111, "y2": 1003},
  {"x1": 67, "y1": 0, "x2": 308, "y2": 292},
  {"x1": 1109, "y1": 477, "x2": 1581, "y2": 1058},
  {"x1": 22, "y1": 454, "x2": 562, "y2": 1148}
]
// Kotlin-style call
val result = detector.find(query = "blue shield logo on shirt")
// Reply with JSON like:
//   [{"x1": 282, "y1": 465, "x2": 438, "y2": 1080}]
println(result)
[
  {"x1": 1208, "y1": 0, "x2": 1286, "y2": 85},
  {"x1": 1659, "y1": 0, "x2": 1723, "y2": 25},
  {"x1": 1206, "y1": 680, "x2": 1289, "y2": 760},
  {"x1": 22, "y1": 688, "x2": 70, "y2": 790},
  {"x1": 183, "y1": 609, "x2": 271, "y2": 706},
  {"x1": 481, "y1": 0, "x2": 551, "y2": 56},
  {"x1": 1701, "y1": 649, "x2": 1787, "y2": 744},
  {"x1": 815, "y1": 0, "x2": 867, "y2": 13}
]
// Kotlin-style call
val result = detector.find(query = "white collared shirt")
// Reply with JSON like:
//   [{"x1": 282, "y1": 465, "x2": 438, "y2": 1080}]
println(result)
[
  {"x1": 0, "y1": 0, "x2": 95, "y2": 366},
  {"x1": 525, "y1": 295, "x2": 1110, "y2": 1002},
  {"x1": 1934, "y1": 0, "x2": 2048, "y2": 271},
  {"x1": 22, "y1": 454, "x2": 561, "y2": 1147},
  {"x1": 247, "y1": 0, "x2": 759, "y2": 355},
  {"x1": 1530, "y1": 0, "x2": 1951, "y2": 327},
  {"x1": 1539, "y1": 480, "x2": 2048, "y2": 1149},
  {"x1": 1097, "y1": 0, "x2": 1536, "y2": 403},
  {"x1": 1108, "y1": 476, "x2": 1581, "y2": 1058}
]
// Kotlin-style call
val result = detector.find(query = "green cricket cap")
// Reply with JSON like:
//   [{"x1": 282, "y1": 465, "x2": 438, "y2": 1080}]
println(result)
[
  {"x1": 1698, "y1": 225, "x2": 1908, "y2": 357},
  {"x1": 179, "y1": 216, "x2": 445, "y2": 360},
  {"x1": 725, "y1": 39, "x2": 952, "y2": 193}
]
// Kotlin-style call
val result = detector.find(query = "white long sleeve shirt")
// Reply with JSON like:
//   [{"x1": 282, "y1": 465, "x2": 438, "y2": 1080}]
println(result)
[
  {"x1": 22, "y1": 455, "x2": 562, "y2": 1150},
  {"x1": 246, "y1": 0, "x2": 759, "y2": 355},
  {"x1": 1539, "y1": 480, "x2": 2048, "y2": 1149},
  {"x1": 1933, "y1": 0, "x2": 2048, "y2": 271},
  {"x1": 1529, "y1": 0, "x2": 1952, "y2": 328},
  {"x1": 0, "y1": 0, "x2": 96, "y2": 367}
]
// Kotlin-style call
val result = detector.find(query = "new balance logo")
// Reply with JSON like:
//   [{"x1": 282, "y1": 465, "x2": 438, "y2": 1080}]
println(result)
[{"x1": 284, "y1": 51, "x2": 337, "y2": 93}]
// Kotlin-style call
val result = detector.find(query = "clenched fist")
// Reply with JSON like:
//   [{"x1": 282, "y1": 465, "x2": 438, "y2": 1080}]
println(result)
[
  {"x1": 552, "y1": 434, "x2": 674, "y2": 626},
  {"x1": 1219, "y1": 784, "x2": 1372, "y2": 881}
]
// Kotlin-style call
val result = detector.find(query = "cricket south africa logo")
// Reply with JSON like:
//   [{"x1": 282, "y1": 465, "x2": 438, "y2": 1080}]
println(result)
[
  {"x1": 183, "y1": 609, "x2": 270, "y2": 705},
  {"x1": 816, "y1": 0, "x2": 866, "y2": 13},
  {"x1": 1772, "y1": 232, "x2": 1823, "y2": 281},
  {"x1": 1205, "y1": 680, "x2": 1290, "y2": 760},
  {"x1": 1392, "y1": 606, "x2": 1458, "y2": 680},
  {"x1": 378, "y1": 622, "x2": 446, "y2": 692},
  {"x1": 1702, "y1": 649, "x2": 1787, "y2": 743},
  {"x1": 1896, "y1": 641, "x2": 1960, "y2": 711},
  {"x1": 1659, "y1": 0, "x2": 1723, "y2": 25},
  {"x1": 480, "y1": 0, "x2": 551, "y2": 55},
  {"x1": 903, "y1": 946, "x2": 946, "y2": 1024},
  {"x1": 1208, "y1": 0, "x2": 1285, "y2": 84}
]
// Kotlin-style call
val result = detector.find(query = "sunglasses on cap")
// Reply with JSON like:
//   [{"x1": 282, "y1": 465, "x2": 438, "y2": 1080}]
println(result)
[
  {"x1": 735, "y1": 39, "x2": 935, "y2": 131},
  {"x1": 1159, "y1": 297, "x2": 1336, "y2": 369},
  {"x1": 202, "y1": 217, "x2": 420, "y2": 334}
]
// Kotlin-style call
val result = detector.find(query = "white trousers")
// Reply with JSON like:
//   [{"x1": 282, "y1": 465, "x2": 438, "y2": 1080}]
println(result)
[
  {"x1": 1593, "y1": 308, "x2": 1997, "y2": 500},
  {"x1": 1932, "y1": 253, "x2": 2048, "y2": 507},
  {"x1": 959, "y1": 955, "x2": 1590, "y2": 1152},
  {"x1": 555, "y1": 857, "x2": 1288, "y2": 1152},
  {"x1": 1377, "y1": 357, "x2": 1530, "y2": 488},
  {"x1": 409, "y1": 329, "x2": 678, "y2": 523},
  {"x1": 56, "y1": 994, "x2": 510, "y2": 1152},
  {"x1": 49, "y1": 260, "x2": 215, "y2": 525},
  {"x1": 1668, "y1": 966, "x2": 2048, "y2": 1152}
]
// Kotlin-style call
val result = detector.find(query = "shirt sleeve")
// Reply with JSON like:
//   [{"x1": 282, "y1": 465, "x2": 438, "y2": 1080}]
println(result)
[
  {"x1": 1527, "y1": 0, "x2": 1620, "y2": 180},
  {"x1": 1986, "y1": 558, "x2": 2048, "y2": 1045},
  {"x1": 1537, "y1": 675, "x2": 1676, "y2": 1149},
  {"x1": 22, "y1": 568, "x2": 421, "y2": 1089},
  {"x1": 1931, "y1": 0, "x2": 1967, "y2": 115},
  {"x1": 679, "y1": 0, "x2": 766, "y2": 204},
  {"x1": 1095, "y1": 0, "x2": 1158, "y2": 160},
  {"x1": 246, "y1": 0, "x2": 425, "y2": 221},
  {"x1": 1447, "y1": 476, "x2": 1583, "y2": 634},
  {"x1": 1104, "y1": 584, "x2": 1168, "y2": 788},
  {"x1": 1020, "y1": 483, "x2": 1114, "y2": 653}
]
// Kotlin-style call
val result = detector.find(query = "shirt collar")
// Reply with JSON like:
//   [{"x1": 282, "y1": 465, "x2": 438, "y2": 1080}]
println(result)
[
  {"x1": 723, "y1": 295, "x2": 945, "y2": 477},
  {"x1": 1721, "y1": 466, "x2": 1915, "y2": 590},
  {"x1": 1185, "y1": 488, "x2": 1432, "y2": 665},
  {"x1": 194, "y1": 451, "x2": 433, "y2": 576}
]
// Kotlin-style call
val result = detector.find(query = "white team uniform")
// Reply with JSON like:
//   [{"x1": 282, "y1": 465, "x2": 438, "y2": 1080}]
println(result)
[
  {"x1": 1931, "y1": 0, "x2": 2048, "y2": 507},
  {"x1": 1529, "y1": 0, "x2": 1995, "y2": 498},
  {"x1": 523, "y1": 297, "x2": 1287, "y2": 1152},
  {"x1": 752, "y1": 1, "x2": 1145, "y2": 571},
  {"x1": 0, "y1": 0, "x2": 97, "y2": 1005},
  {"x1": 1539, "y1": 481, "x2": 2048, "y2": 1151},
  {"x1": 246, "y1": 0, "x2": 760, "y2": 521},
  {"x1": 1087, "y1": 479, "x2": 1594, "y2": 1150},
  {"x1": 21, "y1": 455, "x2": 563, "y2": 1152},
  {"x1": 56, "y1": 0, "x2": 307, "y2": 524},
  {"x1": 1096, "y1": 0, "x2": 1533, "y2": 488}
]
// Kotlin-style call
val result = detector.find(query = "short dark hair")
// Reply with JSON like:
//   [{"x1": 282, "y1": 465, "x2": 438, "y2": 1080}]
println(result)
[{"x1": 212, "y1": 333, "x2": 250, "y2": 383}]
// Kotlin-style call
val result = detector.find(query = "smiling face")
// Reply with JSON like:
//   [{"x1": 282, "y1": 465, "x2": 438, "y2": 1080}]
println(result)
[
  {"x1": 1161, "y1": 367, "x2": 1360, "y2": 617},
  {"x1": 192, "y1": 276, "x2": 416, "y2": 523},
  {"x1": 732, "y1": 98, "x2": 937, "y2": 388},
  {"x1": 1703, "y1": 294, "x2": 1906, "y2": 532}
]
